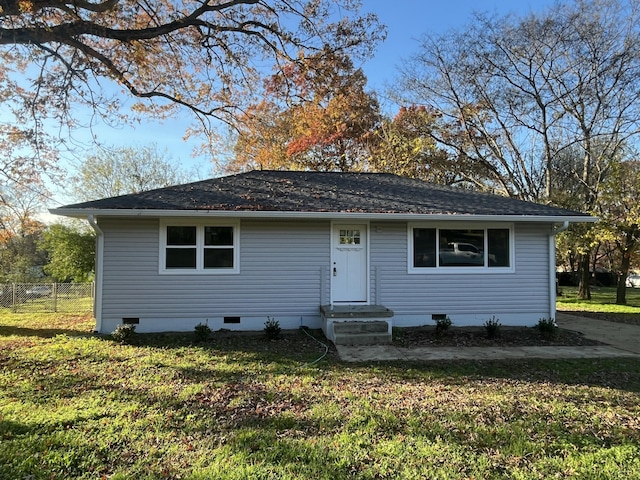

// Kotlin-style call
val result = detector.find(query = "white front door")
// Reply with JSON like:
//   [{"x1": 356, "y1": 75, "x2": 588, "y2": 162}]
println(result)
[{"x1": 332, "y1": 224, "x2": 368, "y2": 303}]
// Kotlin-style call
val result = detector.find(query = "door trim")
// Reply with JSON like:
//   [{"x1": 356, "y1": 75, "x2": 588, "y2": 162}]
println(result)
[{"x1": 330, "y1": 221, "x2": 370, "y2": 305}]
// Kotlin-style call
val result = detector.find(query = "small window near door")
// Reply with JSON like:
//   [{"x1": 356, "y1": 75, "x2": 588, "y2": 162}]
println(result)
[{"x1": 339, "y1": 229, "x2": 361, "y2": 245}]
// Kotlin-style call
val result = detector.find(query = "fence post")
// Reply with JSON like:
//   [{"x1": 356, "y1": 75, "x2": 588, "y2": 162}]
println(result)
[
  {"x1": 11, "y1": 283, "x2": 16, "y2": 313},
  {"x1": 53, "y1": 283, "x2": 58, "y2": 313}
]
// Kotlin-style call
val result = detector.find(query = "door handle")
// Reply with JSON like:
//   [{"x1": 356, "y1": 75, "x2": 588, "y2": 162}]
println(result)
[{"x1": 333, "y1": 267, "x2": 337, "y2": 276}]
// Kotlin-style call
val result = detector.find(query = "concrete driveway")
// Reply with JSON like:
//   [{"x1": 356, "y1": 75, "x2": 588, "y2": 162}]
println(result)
[{"x1": 556, "y1": 312, "x2": 640, "y2": 354}]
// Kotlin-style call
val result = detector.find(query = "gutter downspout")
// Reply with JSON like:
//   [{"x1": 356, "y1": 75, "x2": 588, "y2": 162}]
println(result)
[
  {"x1": 549, "y1": 221, "x2": 570, "y2": 321},
  {"x1": 87, "y1": 215, "x2": 104, "y2": 334}
]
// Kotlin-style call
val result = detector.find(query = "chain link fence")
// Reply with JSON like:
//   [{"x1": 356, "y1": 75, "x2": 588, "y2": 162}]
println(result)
[{"x1": 0, "y1": 283, "x2": 94, "y2": 313}]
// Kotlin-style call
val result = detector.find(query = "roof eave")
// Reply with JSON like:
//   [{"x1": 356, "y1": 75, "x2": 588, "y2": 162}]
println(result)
[{"x1": 49, "y1": 208, "x2": 598, "y2": 223}]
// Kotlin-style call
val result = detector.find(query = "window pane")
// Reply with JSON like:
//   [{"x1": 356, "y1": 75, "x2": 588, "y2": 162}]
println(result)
[
  {"x1": 439, "y1": 229, "x2": 484, "y2": 266},
  {"x1": 205, "y1": 226, "x2": 234, "y2": 246},
  {"x1": 166, "y1": 248, "x2": 196, "y2": 268},
  {"x1": 339, "y1": 229, "x2": 361, "y2": 245},
  {"x1": 488, "y1": 229, "x2": 510, "y2": 267},
  {"x1": 167, "y1": 226, "x2": 196, "y2": 245},
  {"x1": 413, "y1": 228, "x2": 436, "y2": 267},
  {"x1": 204, "y1": 248, "x2": 234, "y2": 268}
]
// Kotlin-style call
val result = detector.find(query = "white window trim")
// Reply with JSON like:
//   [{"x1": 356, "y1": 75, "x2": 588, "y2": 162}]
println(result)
[
  {"x1": 407, "y1": 222, "x2": 515, "y2": 274},
  {"x1": 159, "y1": 219, "x2": 240, "y2": 274}
]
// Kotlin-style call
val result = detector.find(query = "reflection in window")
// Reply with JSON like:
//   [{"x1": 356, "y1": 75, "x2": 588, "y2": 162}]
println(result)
[
  {"x1": 438, "y1": 229, "x2": 484, "y2": 267},
  {"x1": 411, "y1": 226, "x2": 511, "y2": 269}
]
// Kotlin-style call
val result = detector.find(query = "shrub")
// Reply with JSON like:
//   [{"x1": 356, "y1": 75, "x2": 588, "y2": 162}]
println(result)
[
  {"x1": 434, "y1": 316, "x2": 452, "y2": 335},
  {"x1": 111, "y1": 324, "x2": 136, "y2": 344},
  {"x1": 194, "y1": 322, "x2": 212, "y2": 342},
  {"x1": 484, "y1": 316, "x2": 501, "y2": 339},
  {"x1": 264, "y1": 317, "x2": 281, "y2": 340},
  {"x1": 536, "y1": 317, "x2": 557, "y2": 338}
]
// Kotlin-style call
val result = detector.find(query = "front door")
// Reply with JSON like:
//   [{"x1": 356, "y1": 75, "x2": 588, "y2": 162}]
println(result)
[{"x1": 332, "y1": 224, "x2": 368, "y2": 303}]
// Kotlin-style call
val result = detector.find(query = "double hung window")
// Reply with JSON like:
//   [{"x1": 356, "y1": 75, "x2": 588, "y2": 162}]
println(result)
[{"x1": 160, "y1": 221, "x2": 238, "y2": 274}]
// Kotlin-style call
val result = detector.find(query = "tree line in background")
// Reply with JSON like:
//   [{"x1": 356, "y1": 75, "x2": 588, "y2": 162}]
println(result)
[{"x1": 1, "y1": 0, "x2": 639, "y2": 303}]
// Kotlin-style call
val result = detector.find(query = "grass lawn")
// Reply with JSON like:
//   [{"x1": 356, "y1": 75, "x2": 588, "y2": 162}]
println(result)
[
  {"x1": 557, "y1": 286, "x2": 640, "y2": 311},
  {"x1": 1, "y1": 313, "x2": 640, "y2": 479}
]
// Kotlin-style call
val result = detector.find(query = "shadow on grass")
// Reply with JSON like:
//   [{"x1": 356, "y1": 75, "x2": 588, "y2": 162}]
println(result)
[
  {"x1": 0, "y1": 325, "x2": 93, "y2": 338},
  {"x1": 97, "y1": 328, "x2": 640, "y2": 394}
]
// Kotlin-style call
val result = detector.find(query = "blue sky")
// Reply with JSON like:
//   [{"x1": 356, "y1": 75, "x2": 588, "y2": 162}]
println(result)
[
  {"x1": 362, "y1": 1, "x2": 555, "y2": 90},
  {"x1": 46, "y1": 0, "x2": 557, "y2": 208}
]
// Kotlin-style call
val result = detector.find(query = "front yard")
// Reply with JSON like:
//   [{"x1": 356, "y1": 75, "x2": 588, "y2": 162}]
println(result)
[
  {"x1": 1, "y1": 312, "x2": 639, "y2": 479},
  {"x1": 557, "y1": 286, "x2": 640, "y2": 325}
]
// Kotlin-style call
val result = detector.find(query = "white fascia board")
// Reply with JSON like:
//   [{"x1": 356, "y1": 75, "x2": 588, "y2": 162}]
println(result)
[{"x1": 49, "y1": 208, "x2": 598, "y2": 224}]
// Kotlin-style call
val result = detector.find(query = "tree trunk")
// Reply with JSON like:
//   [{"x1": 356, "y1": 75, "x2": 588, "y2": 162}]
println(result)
[
  {"x1": 577, "y1": 252, "x2": 591, "y2": 300},
  {"x1": 616, "y1": 243, "x2": 633, "y2": 305}
]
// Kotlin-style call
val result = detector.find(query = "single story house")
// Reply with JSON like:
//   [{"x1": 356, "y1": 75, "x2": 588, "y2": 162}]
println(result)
[{"x1": 51, "y1": 170, "x2": 595, "y2": 342}]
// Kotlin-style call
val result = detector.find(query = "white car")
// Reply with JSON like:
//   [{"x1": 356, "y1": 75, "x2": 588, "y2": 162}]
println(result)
[{"x1": 626, "y1": 273, "x2": 640, "y2": 288}]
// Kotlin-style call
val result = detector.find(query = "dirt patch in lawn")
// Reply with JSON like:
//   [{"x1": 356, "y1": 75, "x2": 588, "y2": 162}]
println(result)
[{"x1": 393, "y1": 326, "x2": 604, "y2": 348}]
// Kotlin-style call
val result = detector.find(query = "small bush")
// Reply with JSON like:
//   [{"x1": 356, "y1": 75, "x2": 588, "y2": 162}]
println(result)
[
  {"x1": 194, "y1": 322, "x2": 212, "y2": 342},
  {"x1": 264, "y1": 317, "x2": 281, "y2": 340},
  {"x1": 434, "y1": 316, "x2": 452, "y2": 335},
  {"x1": 536, "y1": 317, "x2": 557, "y2": 338},
  {"x1": 484, "y1": 316, "x2": 501, "y2": 339},
  {"x1": 111, "y1": 324, "x2": 136, "y2": 344}
]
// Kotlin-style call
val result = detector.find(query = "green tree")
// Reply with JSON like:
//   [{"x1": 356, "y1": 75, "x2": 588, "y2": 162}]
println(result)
[
  {"x1": 0, "y1": 187, "x2": 47, "y2": 283},
  {"x1": 366, "y1": 105, "x2": 477, "y2": 185},
  {"x1": 71, "y1": 144, "x2": 196, "y2": 201},
  {"x1": 595, "y1": 160, "x2": 640, "y2": 304},
  {"x1": 39, "y1": 223, "x2": 95, "y2": 283}
]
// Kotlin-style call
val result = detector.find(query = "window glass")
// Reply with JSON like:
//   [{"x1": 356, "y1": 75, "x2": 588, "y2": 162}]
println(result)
[
  {"x1": 339, "y1": 229, "x2": 361, "y2": 245},
  {"x1": 205, "y1": 226, "x2": 234, "y2": 246},
  {"x1": 167, "y1": 226, "x2": 196, "y2": 245},
  {"x1": 204, "y1": 248, "x2": 234, "y2": 268},
  {"x1": 488, "y1": 229, "x2": 510, "y2": 267},
  {"x1": 413, "y1": 228, "x2": 436, "y2": 267},
  {"x1": 438, "y1": 229, "x2": 484, "y2": 267},
  {"x1": 162, "y1": 223, "x2": 237, "y2": 272},
  {"x1": 166, "y1": 248, "x2": 196, "y2": 269}
]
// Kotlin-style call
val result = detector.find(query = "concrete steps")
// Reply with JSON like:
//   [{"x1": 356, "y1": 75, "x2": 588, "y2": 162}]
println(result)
[
  {"x1": 332, "y1": 320, "x2": 392, "y2": 345},
  {"x1": 320, "y1": 304, "x2": 394, "y2": 345}
]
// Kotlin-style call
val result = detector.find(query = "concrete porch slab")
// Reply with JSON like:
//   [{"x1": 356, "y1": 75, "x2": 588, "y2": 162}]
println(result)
[{"x1": 320, "y1": 304, "x2": 394, "y2": 318}]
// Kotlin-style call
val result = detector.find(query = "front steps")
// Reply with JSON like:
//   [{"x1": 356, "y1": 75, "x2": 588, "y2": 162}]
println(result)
[{"x1": 320, "y1": 305, "x2": 394, "y2": 345}]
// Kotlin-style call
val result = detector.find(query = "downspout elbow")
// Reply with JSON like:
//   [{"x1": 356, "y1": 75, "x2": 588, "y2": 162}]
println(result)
[{"x1": 552, "y1": 220, "x2": 570, "y2": 237}]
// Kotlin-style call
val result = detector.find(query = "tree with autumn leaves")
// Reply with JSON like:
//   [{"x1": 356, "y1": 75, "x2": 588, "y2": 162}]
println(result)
[
  {"x1": 228, "y1": 50, "x2": 380, "y2": 173},
  {"x1": 0, "y1": 0, "x2": 384, "y2": 203}
]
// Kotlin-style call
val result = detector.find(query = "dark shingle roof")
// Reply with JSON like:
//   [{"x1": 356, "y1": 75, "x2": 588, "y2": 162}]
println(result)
[{"x1": 54, "y1": 170, "x2": 590, "y2": 218}]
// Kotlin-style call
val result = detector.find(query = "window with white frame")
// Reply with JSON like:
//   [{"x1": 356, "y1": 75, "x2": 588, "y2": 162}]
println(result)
[
  {"x1": 160, "y1": 221, "x2": 239, "y2": 274},
  {"x1": 409, "y1": 224, "x2": 513, "y2": 272}
]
